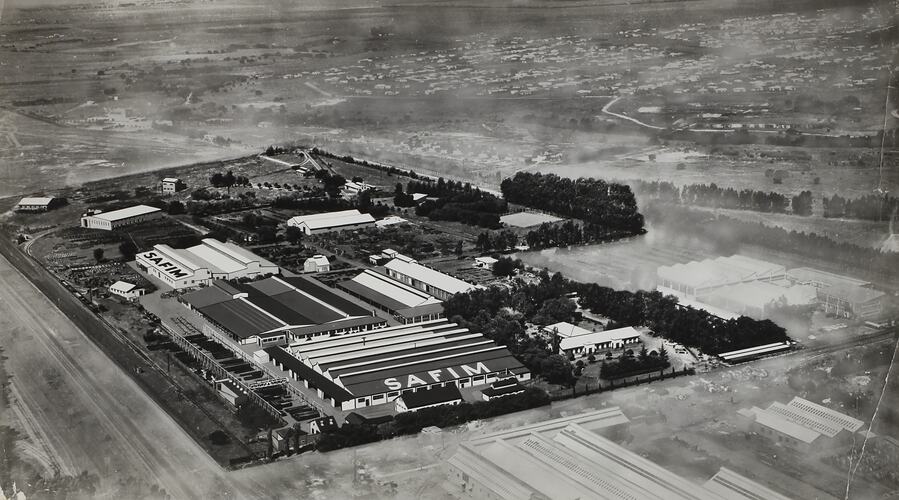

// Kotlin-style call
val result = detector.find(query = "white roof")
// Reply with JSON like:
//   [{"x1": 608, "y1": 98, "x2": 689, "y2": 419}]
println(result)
[
  {"x1": 703, "y1": 468, "x2": 793, "y2": 500},
  {"x1": 185, "y1": 243, "x2": 245, "y2": 274},
  {"x1": 17, "y1": 197, "x2": 54, "y2": 206},
  {"x1": 109, "y1": 280, "x2": 139, "y2": 293},
  {"x1": 543, "y1": 321, "x2": 591, "y2": 338},
  {"x1": 384, "y1": 258, "x2": 476, "y2": 295},
  {"x1": 475, "y1": 256, "x2": 498, "y2": 265},
  {"x1": 351, "y1": 270, "x2": 441, "y2": 308},
  {"x1": 749, "y1": 407, "x2": 821, "y2": 444},
  {"x1": 658, "y1": 255, "x2": 785, "y2": 290},
  {"x1": 89, "y1": 204, "x2": 161, "y2": 222},
  {"x1": 411, "y1": 193, "x2": 427, "y2": 201},
  {"x1": 558, "y1": 326, "x2": 641, "y2": 350},
  {"x1": 162, "y1": 177, "x2": 179, "y2": 183},
  {"x1": 288, "y1": 209, "x2": 375, "y2": 230},
  {"x1": 306, "y1": 255, "x2": 330, "y2": 266},
  {"x1": 375, "y1": 216, "x2": 408, "y2": 228}
]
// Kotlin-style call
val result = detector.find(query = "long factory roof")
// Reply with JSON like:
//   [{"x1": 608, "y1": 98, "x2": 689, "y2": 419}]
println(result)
[
  {"x1": 657, "y1": 255, "x2": 785, "y2": 290},
  {"x1": 384, "y1": 257, "x2": 477, "y2": 295},
  {"x1": 88, "y1": 204, "x2": 162, "y2": 221},
  {"x1": 284, "y1": 319, "x2": 527, "y2": 397},
  {"x1": 450, "y1": 410, "x2": 791, "y2": 500},
  {"x1": 339, "y1": 269, "x2": 442, "y2": 312},
  {"x1": 183, "y1": 276, "x2": 373, "y2": 339}
]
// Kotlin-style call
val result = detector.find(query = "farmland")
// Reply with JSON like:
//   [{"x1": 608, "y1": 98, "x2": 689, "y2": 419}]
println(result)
[{"x1": 0, "y1": 0, "x2": 895, "y2": 200}]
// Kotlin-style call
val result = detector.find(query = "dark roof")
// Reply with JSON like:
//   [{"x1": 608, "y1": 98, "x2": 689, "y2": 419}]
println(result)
[
  {"x1": 280, "y1": 276, "x2": 371, "y2": 317},
  {"x1": 399, "y1": 385, "x2": 463, "y2": 409},
  {"x1": 345, "y1": 412, "x2": 395, "y2": 426},
  {"x1": 339, "y1": 279, "x2": 409, "y2": 312},
  {"x1": 265, "y1": 347, "x2": 353, "y2": 403},
  {"x1": 183, "y1": 285, "x2": 233, "y2": 309},
  {"x1": 199, "y1": 299, "x2": 283, "y2": 339},
  {"x1": 341, "y1": 348, "x2": 527, "y2": 397},
  {"x1": 324, "y1": 339, "x2": 496, "y2": 377},
  {"x1": 245, "y1": 294, "x2": 316, "y2": 326},
  {"x1": 266, "y1": 290, "x2": 344, "y2": 324},
  {"x1": 482, "y1": 382, "x2": 525, "y2": 399}
]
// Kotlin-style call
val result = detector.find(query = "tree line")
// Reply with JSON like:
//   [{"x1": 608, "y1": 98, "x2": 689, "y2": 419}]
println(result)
[
  {"x1": 396, "y1": 179, "x2": 507, "y2": 229},
  {"x1": 501, "y1": 172, "x2": 645, "y2": 235},
  {"x1": 823, "y1": 193, "x2": 899, "y2": 221},
  {"x1": 632, "y1": 180, "x2": 813, "y2": 216}
]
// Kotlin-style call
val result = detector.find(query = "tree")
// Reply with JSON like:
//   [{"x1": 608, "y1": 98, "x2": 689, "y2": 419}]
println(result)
[
  {"x1": 541, "y1": 354, "x2": 575, "y2": 386},
  {"x1": 118, "y1": 240, "x2": 138, "y2": 260},
  {"x1": 93, "y1": 248, "x2": 104, "y2": 263},
  {"x1": 285, "y1": 226, "x2": 304, "y2": 245},
  {"x1": 492, "y1": 257, "x2": 523, "y2": 277},
  {"x1": 454, "y1": 240, "x2": 464, "y2": 256},
  {"x1": 167, "y1": 200, "x2": 185, "y2": 215}
]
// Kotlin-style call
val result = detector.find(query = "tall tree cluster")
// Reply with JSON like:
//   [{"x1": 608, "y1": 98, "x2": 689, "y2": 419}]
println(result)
[{"x1": 501, "y1": 172, "x2": 645, "y2": 234}]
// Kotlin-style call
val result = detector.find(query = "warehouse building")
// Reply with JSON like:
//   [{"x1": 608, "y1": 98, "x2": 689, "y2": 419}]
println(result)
[
  {"x1": 702, "y1": 281, "x2": 817, "y2": 320},
  {"x1": 738, "y1": 396, "x2": 864, "y2": 454},
  {"x1": 448, "y1": 408, "x2": 791, "y2": 500},
  {"x1": 384, "y1": 253, "x2": 477, "y2": 300},
  {"x1": 338, "y1": 269, "x2": 444, "y2": 324},
  {"x1": 80, "y1": 204, "x2": 163, "y2": 230},
  {"x1": 15, "y1": 196, "x2": 60, "y2": 212},
  {"x1": 657, "y1": 255, "x2": 786, "y2": 299},
  {"x1": 263, "y1": 319, "x2": 530, "y2": 411},
  {"x1": 136, "y1": 238, "x2": 279, "y2": 289},
  {"x1": 286, "y1": 209, "x2": 376, "y2": 235},
  {"x1": 787, "y1": 267, "x2": 886, "y2": 320},
  {"x1": 182, "y1": 276, "x2": 383, "y2": 346}
]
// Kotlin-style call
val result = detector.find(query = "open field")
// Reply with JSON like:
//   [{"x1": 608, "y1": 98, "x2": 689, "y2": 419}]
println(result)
[{"x1": 0, "y1": 0, "x2": 894, "y2": 198}]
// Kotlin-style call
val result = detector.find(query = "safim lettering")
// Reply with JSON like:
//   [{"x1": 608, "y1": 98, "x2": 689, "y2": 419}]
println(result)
[
  {"x1": 141, "y1": 251, "x2": 191, "y2": 279},
  {"x1": 383, "y1": 362, "x2": 490, "y2": 390}
]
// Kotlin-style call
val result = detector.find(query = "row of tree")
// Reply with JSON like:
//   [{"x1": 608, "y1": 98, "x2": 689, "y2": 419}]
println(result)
[
  {"x1": 823, "y1": 193, "x2": 899, "y2": 221},
  {"x1": 403, "y1": 180, "x2": 507, "y2": 229},
  {"x1": 632, "y1": 180, "x2": 813, "y2": 215},
  {"x1": 599, "y1": 346, "x2": 670, "y2": 379},
  {"x1": 500, "y1": 172, "x2": 645, "y2": 234}
]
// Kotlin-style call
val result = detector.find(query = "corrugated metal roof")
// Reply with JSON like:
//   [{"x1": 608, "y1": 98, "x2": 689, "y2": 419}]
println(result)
[
  {"x1": 91, "y1": 204, "x2": 161, "y2": 222},
  {"x1": 288, "y1": 209, "x2": 375, "y2": 230},
  {"x1": 384, "y1": 258, "x2": 476, "y2": 295},
  {"x1": 558, "y1": 327, "x2": 641, "y2": 351},
  {"x1": 17, "y1": 197, "x2": 54, "y2": 206}
]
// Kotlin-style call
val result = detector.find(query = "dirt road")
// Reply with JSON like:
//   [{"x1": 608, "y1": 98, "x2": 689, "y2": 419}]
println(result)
[{"x1": 0, "y1": 252, "x2": 252, "y2": 499}]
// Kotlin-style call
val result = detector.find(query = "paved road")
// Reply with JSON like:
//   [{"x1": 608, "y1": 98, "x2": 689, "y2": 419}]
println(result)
[{"x1": 0, "y1": 250, "x2": 252, "y2": 499}]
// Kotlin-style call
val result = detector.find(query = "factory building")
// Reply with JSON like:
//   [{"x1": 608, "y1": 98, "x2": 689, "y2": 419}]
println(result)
[
  {"x1": 383, "y1": 253, "x2": 477, "y2": 300},
  {"x1": 136, "y1": 238, "x2": 279, "y2": 289},
  {"x1": 182, "y1": 276, "x2": 383, "y2": 346},
  {"x1": 15, "y1": 196, "x2": 60, "y2": 212},
  {"x1": 80, "y1": 204, "x2": 164, "y2": 230},
  {"x1": 787, "y1": 267, "x2": 886, "y2": 320},
  {"x1": 286, "y1": 209, "x2": 376, "y2": 235},
  {"x1": 738, "y1": 396, "x2": 864, "y2": 454},
  {"x1": 656, "y1": 255, "x2": 786, "y2": 299},
  {"x1": 338, "y1": 269, "x2": 444, "y2": 324},
  {"x1": 448, "y1": 408, "x2": 791, "y2": 500},
  {"x1": 263, "y1": 319, "x2": 529, "y2": 411}
]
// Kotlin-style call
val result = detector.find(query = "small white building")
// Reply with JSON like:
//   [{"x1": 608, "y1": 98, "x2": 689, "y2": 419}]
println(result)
[
  {"x1": 341, "y1": 181, "x2": 372, "y2": 198},
  {"x1": 555, "y1": 325, "x2": 642, "y2": 356},
  {"x1": 286, "y1": 209, "x2": 376, "y2": 236},
  {"x1": 108, "y1": 280, "x2": 145, "y2": 300},
  {"x1": 80, "y1": 205, "x2": 163, "y2": 231},
  {"x1": 411, "y1": 193, "x2": 428, "y2": 203},
  {"x1": 303, "y1": 255, "x2": 330, "y2": 273},
  {"x1": 375, "y1": 216, "x2": 408, "y2": 228},
  {"x1": 15, "y1": 196, "x2": 56, "y2": 212},
  {"x1": 474, "y1": 256, "x2": 498, "y2": 269},
  {"x1": 161, "y1": 177, "x2": 181, "y2": 195}
]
